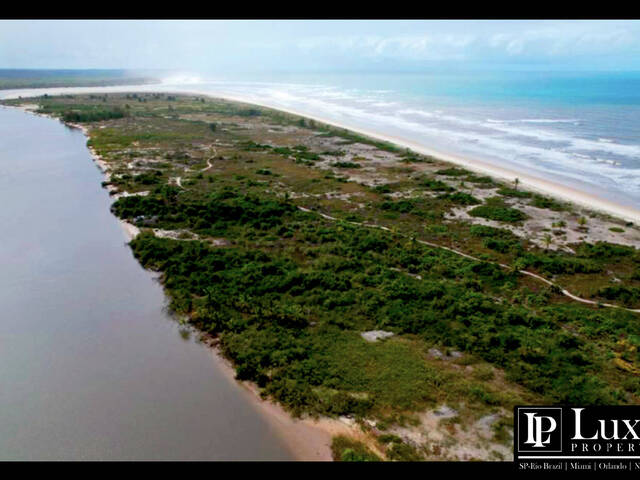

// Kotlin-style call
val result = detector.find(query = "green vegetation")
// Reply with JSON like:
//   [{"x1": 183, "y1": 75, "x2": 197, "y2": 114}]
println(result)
[
  {"x1": 332, "y1": 436, "x2": 381, "y2": 461},
  {"x1": 332, "y1": 161, "x2": 362, "y2": 169},
  {"x1": 420, "y1": 177, "x2": 454, "y2": 192},
  {"x1": 469, "y1": 204, "x2": 527, "y2": 223},
  {"x1": 436, "y1": 167, "x2": 469, "y2": 176},
  {"x1": 12, "y1": 93, "x2": 640, "y2": 460},
  {"x1": 62, "y1": 107, "x2": 128, "y2": 122},
  {"x1": 470, "y1": 225, "x2": 524, "y2": 254},
  {"x1": 124, "y1": 191, "x2": 634, "y2": 411},
  {"x1": 531, "y1": 194, "x2": 568, "y2": 211},
  {"x1": 465, "y1": 175, "x2": 495, "y2": 185},
  {"x1": 437, "y1": 192, "x2": 482, "y2": 205},
  {"x1": 0, "y1": 69, "x2": 155, "y2": 90},
  {"x1": 497, "y1": 187, "x2": 532, "y2": 199}
]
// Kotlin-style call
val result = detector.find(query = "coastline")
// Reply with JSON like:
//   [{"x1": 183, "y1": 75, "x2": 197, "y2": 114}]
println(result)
[
  {"x1": 6, "y1": 92, "x2": 640, "y2": 460},
  {"x1": 7, "y1": 104, "x2": 142, "y2": 243},
  {"x1": 202, "y1": 336, "x2": 381, "y2": 461},
  {"x1": 8, "y1": 103, "x2": 360, "y2": 461},
  {"x1": 4, "y1": 86, "x2": 640, "y2": 224},
  {"x1": 180, "y1": 89, "x2": 640, "y2": 225}
]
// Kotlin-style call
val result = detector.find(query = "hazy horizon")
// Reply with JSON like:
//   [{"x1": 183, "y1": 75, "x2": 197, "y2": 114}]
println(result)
[{"x1": 2, "y1": 20, "x2": 640, "y2": 73}]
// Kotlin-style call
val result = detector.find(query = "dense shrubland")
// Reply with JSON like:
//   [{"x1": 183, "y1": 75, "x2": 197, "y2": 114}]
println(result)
[
  {"x1": 13, "y1": 93, "x2": 640, "y2": 453},
  {"x1": 121, "y1": 186, "x2": 639, "y2": 417}
]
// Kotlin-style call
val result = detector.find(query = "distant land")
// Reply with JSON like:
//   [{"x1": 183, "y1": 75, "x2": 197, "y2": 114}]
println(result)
[{"x1": 0, "y1": 69, "x2": 162, "y2": 90}]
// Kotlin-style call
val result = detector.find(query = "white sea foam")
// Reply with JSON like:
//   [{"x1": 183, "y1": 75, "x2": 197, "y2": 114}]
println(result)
[
  {"x1": 487, "y1": 118, "x2": 580, "y2": 124},
  {"x1": 3, "y1": 78, "x2": 639, "y2": 204}
]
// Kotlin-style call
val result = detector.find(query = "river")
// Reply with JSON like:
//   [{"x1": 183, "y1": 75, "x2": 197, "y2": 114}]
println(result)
[{"x1": 0, "y1": 106, "x2": 294, "y2": 460}]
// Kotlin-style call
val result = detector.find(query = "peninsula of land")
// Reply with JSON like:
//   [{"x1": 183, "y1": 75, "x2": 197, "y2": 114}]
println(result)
[{"x1": 5, "y1": 92, "x2": 640, "y2": 462}]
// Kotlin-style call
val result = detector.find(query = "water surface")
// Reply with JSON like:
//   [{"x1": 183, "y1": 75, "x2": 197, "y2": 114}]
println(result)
[
  {"x1": 0, "y1": 106, "x2": 293, "y2": 460},
  {"x1": 4, "y1": 70, "x2": 640, "y2": 208}
]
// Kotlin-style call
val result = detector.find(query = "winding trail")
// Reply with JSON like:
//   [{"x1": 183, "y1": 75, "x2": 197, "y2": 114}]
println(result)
[
  {"x1": 296, "y1": 206, "x2": 640, "y2": 314},
  {"x1": 200, "y1": 148, "x2": 217, "y2": 172},
  {"x1": 201, "y1": 159, "x2": 213, "y2": 172}
]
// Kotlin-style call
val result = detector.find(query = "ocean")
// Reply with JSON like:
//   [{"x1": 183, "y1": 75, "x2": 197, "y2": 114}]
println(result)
[
  {"x1": 4, "y1": 69, "x2": 640, "y2": 208},
  {"x1": 179, "y1": 70, "x2": 640, "y2": 208}
]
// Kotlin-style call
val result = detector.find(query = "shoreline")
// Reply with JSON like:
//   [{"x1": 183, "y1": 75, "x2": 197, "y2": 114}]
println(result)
[
  {"x1": 6, "y1": 92, "x2": 640, "y2": 460},
  {"x1": 4, "y1": 86, "x2": 640, "y2": 224},
  {"x1": 202, "y1": 336, "x2": 380, "y2": 461},
  {"x1": 6, "y1": 104, "x2": 142, "y2": 243},
  {"x1": 8, "y1": 103, "x2": 360, "y2": 461},
  {"x1": 183, "y1": 89, "x2": 640, "y2": 225}
]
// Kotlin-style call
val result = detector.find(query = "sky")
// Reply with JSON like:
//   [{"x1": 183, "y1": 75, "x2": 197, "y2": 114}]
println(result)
[{"x1": 2, "y1": 20, "x2": 640, "y2": 73}]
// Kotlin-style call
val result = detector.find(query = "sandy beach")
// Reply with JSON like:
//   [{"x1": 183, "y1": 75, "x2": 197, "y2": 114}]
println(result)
[
  {"x1": 183, "y1": 89, "x2": 640, "y2": 226},
  {"x1": 202, "y1": 337, "x2": 378, "y2": 461},
  {"x1": 4, "y1": 86, "x2": 640, "y2": 224},
  {"x1": 9, "y1": 104, "x2": 355, "y2": 460},
  {"x1": 7, "y1": 90, "x2": 640, "y2": 461}
]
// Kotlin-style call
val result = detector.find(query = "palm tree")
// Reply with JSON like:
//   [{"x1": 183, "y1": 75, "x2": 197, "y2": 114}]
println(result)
[
  {"x1": 578, "y1": 216, "x2": 587, "y2": 228},
  {"x1": 543, "y1": 233, "x2": 552, "y2": 250},
  {"x1": 514, "y1": 177, "x2": 520, "y2": 190}
]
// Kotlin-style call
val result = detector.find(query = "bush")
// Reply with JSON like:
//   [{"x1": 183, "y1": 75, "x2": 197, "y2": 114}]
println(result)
[
  {"x1": 62, "y1": 107, "x2": 127, "y2": 122},
  {"x1": 436, "y1": 167, "x2": 469, "y2": 176},
  {"x1": 437, "y1": 192, "x2": 481, "y2": 205},
  {"x1": 518, "y1": 252, "x2": 602, "y2": 275},
  {"x1": 332, "y1": 436, "x2": 381, "y2": 462},
  {"x1": 531, "y1": 194, "x2": 567, "y2": 211},
  {"x1": 420, "y1": 177, "x2": 454, "y2": 192},
  {"x1": 332, "y1": 161, "x2": 361, "y2": 169},
  {"x1": 497, "y1": 188, "x2": 532, "y2": 198},
  {"x1": 595, "y1": 285, "x2": 640, "y2": 306},
  {"x1": 576, "y1": 242, "x2": 636, "y2": 259},
  {"x1": 469, "y1": 205, "x2": 527, "y2": 223}
]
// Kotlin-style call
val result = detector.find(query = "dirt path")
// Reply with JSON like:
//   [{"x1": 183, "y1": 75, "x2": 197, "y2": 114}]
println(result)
[
  {"x1": 201, "y1": 159, "x2": 213, "y2": 172},
  {"x1": 296, "y1": 206, "x2": 640, "y2": 314},
  {"x1": 200, "y1": 148, "x2": 216, "y2": 172}
]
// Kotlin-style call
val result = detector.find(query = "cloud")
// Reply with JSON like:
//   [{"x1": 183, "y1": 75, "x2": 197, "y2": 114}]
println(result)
[
  {"x1": 280, "y1": 22, "x2": 640, "y2": 65},
  {"x1": 1, "y1": 20, "x2": 639, "y2": 70},
  {"x1": 292, "y1": 33, "x2": 477, "y2": 62},
  {"x1": 486, "y1": 24, "x2": 639, "y2": 58}
]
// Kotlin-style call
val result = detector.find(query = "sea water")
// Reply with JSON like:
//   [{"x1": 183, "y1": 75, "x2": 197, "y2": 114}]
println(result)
[
  {"x1": 182, "y1": 70, "x2": 640, "y2": 208},
  {"x1": 3, "y1": 69, "x2": 640, "y2": 207}
]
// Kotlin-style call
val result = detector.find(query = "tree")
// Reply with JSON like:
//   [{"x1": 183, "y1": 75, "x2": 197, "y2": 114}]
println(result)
[
  {"x1": 578, "y1": 216, "x2": 588, "y2": 228},
  {"x1": 514, "y1": 177, "x2": 520, "y2": 190},
  {"x1": 543, "y1": 233, "x2": 552, "y2": 250}
]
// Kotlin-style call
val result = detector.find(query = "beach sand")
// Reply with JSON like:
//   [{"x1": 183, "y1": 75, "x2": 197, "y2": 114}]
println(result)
[
  {"x1": 202, "y1": 338, "x2": 374, "y2": 461},
  {"x1": 8, "y1": 90, "x2": 640, "y2": 461},
  {"x1": 183, "y1": 89, "x2": 640, "y2": 225},
  {"x1": 5, "y1": 86, "x2": 640, "y2": 224},
  {"x1": 13, "y1": 104, "x2": 358, "y2": 460}
]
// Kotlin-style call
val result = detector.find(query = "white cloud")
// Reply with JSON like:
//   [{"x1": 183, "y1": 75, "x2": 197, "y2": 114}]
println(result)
[
  {"x1": 486, "y1": 24, "x2": 639, "y2": 58},
  {"x1": 1, "y1": 20, "x2": 639, "y2": 70},
  {"x1": 293, "y1": 33, "x2": 477, "y2": 62},
  {"x1": 280, "y1": 22, "x2": 640, "y2": 66}
]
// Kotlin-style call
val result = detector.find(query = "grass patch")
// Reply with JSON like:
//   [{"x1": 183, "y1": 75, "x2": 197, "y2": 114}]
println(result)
[
  {"x1": 469, "y1": 204, "x2": 527, "y2": 223},
  {"x1": 332, "y1": 436, "x2": 381, "y2": 461}
]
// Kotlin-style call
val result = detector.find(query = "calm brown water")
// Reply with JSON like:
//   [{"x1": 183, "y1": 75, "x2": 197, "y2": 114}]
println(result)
[{"x1": 0, "y1": 107, "x2": 293, "y2": 460}]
